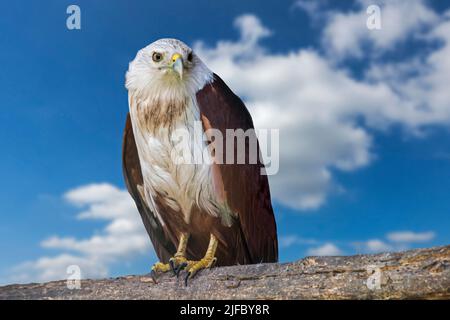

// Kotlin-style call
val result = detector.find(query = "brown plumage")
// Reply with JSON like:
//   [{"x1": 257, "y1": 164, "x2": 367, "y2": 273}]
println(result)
[{"x1": 123, "y1": 71, "x2": 278, "y2": 266}]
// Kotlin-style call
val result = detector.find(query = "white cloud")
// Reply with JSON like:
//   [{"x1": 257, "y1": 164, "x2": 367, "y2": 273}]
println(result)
[
  {"x1": 307, "y1": 243, "x2": 342, "y2": 256},
  {"x1": 322, "y1": 0, "x2": 438, "y2": 59},
  {"x1": 279, "y1": 235, "x2": 318, "y2": 248},
  {"x1": 353, "y1": 230, "x2": 436, "y2": 254},
  {"x1": 354, "y1": 239, "x2": 393, "y2": 253},
  {"x1": 10, "y1": 254, "x2": 108, "y2": 284},
  {"x1": 284, "y1": 229, "x2": 436, "y2": 256},
  {"x1": 65, "y1": 183, "x2": 135, "y2": 220},
  {"x1": 387, "y1": 231, "x2": 435, "y2": 243},
  {"x1": 8, "y1": 183, "x2": 151, "y2": 284},
  {"x1": 365, "y1": 239, "x2": 391, "y2": 252},
  {"x1": 293, "y1": 0, "x2": 325, "y2": 19},
  {"x1": 195, "y1": 7, "x2": 450, "y2": 210},
  {"x1": 234, "y1": 14, "x2": 272, "y2": 45}
]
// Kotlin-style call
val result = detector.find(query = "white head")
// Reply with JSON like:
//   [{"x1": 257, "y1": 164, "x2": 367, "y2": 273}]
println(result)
[{"x1": 125, "y1": 38, "x2": 213, "y2": 100}]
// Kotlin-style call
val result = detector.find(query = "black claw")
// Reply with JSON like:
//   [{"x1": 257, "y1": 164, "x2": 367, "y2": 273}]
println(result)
[
  {"x1": 175, "y1": 262, "x2": 188, "y2": 278},
  {"x1": 184, "y1": 272, "x2": 191, "y2": 287},
  {"x1": 169, "y1": 259, "x2": 177, "y2": 275},
  {"x1": 150, "y1": 270, "x2": 158, "y2": 284}
]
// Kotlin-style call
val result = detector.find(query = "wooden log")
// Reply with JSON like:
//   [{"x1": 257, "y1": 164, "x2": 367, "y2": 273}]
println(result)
[{"x1": 1, "y1": 245, "x2": 449, "y2": 300}]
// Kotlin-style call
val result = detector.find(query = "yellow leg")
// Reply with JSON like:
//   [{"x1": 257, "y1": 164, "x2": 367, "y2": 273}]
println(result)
[
  {"x1": 184, "y1": 234, "x2": 218, "y2": 285},
  {"x1": 168, "y1": 233, "x2": 190, "y2": 274}
]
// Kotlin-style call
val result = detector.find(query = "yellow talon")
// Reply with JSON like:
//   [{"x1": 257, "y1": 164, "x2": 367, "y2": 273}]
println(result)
[
  {"x1": 186, "y1": 256, "x2": 217, "y2": 273},
  {"x1": 151, "y1": 262, "x2": 171, "y2": 272}
]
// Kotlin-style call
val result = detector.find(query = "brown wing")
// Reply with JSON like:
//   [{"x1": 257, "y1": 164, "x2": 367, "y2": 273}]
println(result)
[
  {"x1": 196, "y1": 74, "x2": 278, "y2": 263},
  {"x1": 122, "y1": 114, "x2": 176, "y2": 263}
]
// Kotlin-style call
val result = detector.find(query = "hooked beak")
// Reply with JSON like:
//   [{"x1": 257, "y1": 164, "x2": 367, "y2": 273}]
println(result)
[{"x1": 170, "y1": 53, "x2": 183, "y2": 80}]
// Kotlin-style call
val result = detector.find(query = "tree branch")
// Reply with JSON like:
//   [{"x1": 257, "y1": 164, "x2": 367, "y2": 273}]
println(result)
[{"x1": 1, "y1": 245, "x2": 449, "y2": 299}]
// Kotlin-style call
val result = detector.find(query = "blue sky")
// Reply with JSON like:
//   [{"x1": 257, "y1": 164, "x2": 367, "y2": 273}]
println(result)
[{"x1": 1, "y1": 0, "x2": 450, "y2": 284}]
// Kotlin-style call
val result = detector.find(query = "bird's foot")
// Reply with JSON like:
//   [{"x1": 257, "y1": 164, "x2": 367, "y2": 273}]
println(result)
[
  {"x1": 149, "y1": 254, "x2": 189, "y2": 282},
  {"x1": 183, "y1": 255, "x2": 217, "y2": 286},
  {"x1": 183, "y1": 234, "x2": 219, "y2": 286},
  {"x1": 150, "y1": 233, "x2": 191, "y2": 283}
]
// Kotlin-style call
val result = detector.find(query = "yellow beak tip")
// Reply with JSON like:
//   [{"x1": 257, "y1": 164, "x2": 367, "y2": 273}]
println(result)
[
  {"x1": 171, "y1": 53, "x2": 182, "y2": 63},
  {"x1": 171, "y1": 54, "x2": 183, "y2": 79}
]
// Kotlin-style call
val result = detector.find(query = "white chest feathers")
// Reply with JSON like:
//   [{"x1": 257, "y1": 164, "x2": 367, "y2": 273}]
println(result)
[{"x1": 129, "y1": 96, "x2": 222, "y2": 225}]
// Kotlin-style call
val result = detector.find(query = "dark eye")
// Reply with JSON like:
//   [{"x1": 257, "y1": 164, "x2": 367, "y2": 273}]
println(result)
[
  {"x1": 187, "y1": 51, "x2": 193, "y2": 62},
  {"x1": 152, "y1": 52, "x2": 163, "y2": 62}
]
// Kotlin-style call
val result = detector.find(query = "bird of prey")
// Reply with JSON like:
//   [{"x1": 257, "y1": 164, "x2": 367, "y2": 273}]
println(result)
[{"x1": 123, "y1": 39, "x2": 278, "y2": 284}]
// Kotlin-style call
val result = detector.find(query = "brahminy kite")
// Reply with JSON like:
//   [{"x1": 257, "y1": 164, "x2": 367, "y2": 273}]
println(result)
[{"x1": 123, "y1": 39, "x2": 278, "y2": 284}]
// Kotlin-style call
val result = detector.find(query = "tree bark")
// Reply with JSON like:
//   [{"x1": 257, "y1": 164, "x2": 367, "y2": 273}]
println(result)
[{"x1": 1, "y1": 245, "x2": 449, "y2": 300}]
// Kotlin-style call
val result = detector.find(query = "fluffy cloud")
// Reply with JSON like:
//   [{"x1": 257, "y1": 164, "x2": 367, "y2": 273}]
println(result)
[
  {"x1": 293, "y1": 0, "x2": 323, "y2": 18},
  {"x1": 353, "y1": 230, "x2": 436, "y2": 254},
  {"x1": 195, "y1": 6, "x2": 450, "y2": 209},
  {"x1": 10, "y1": 254, "x2": 108, "y2": 284},
  {"x1": 307, "y1": 243, "x2": 342, "y2": 256},
  {"x1": 282, "y1": 229, "x2": 436, "y2": 256},
  {"x1": 387, "y1": 231, "x2": 435, "y2": 243},
  {"x1": 9, "y1": 183, "x2": 150, "y2": 284},
  {"x1": 353, "y1": 239, "x2": 393, "y2": 253},
  {"x1": 364, "y1": 239, "x2": 392, "y2": 252},
  {"x1": 279, "y1": 235, "x2": 318, "y2": 248},
  {"x1": 321, "y1": 0, "x2": 438, "y2": 59}
]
